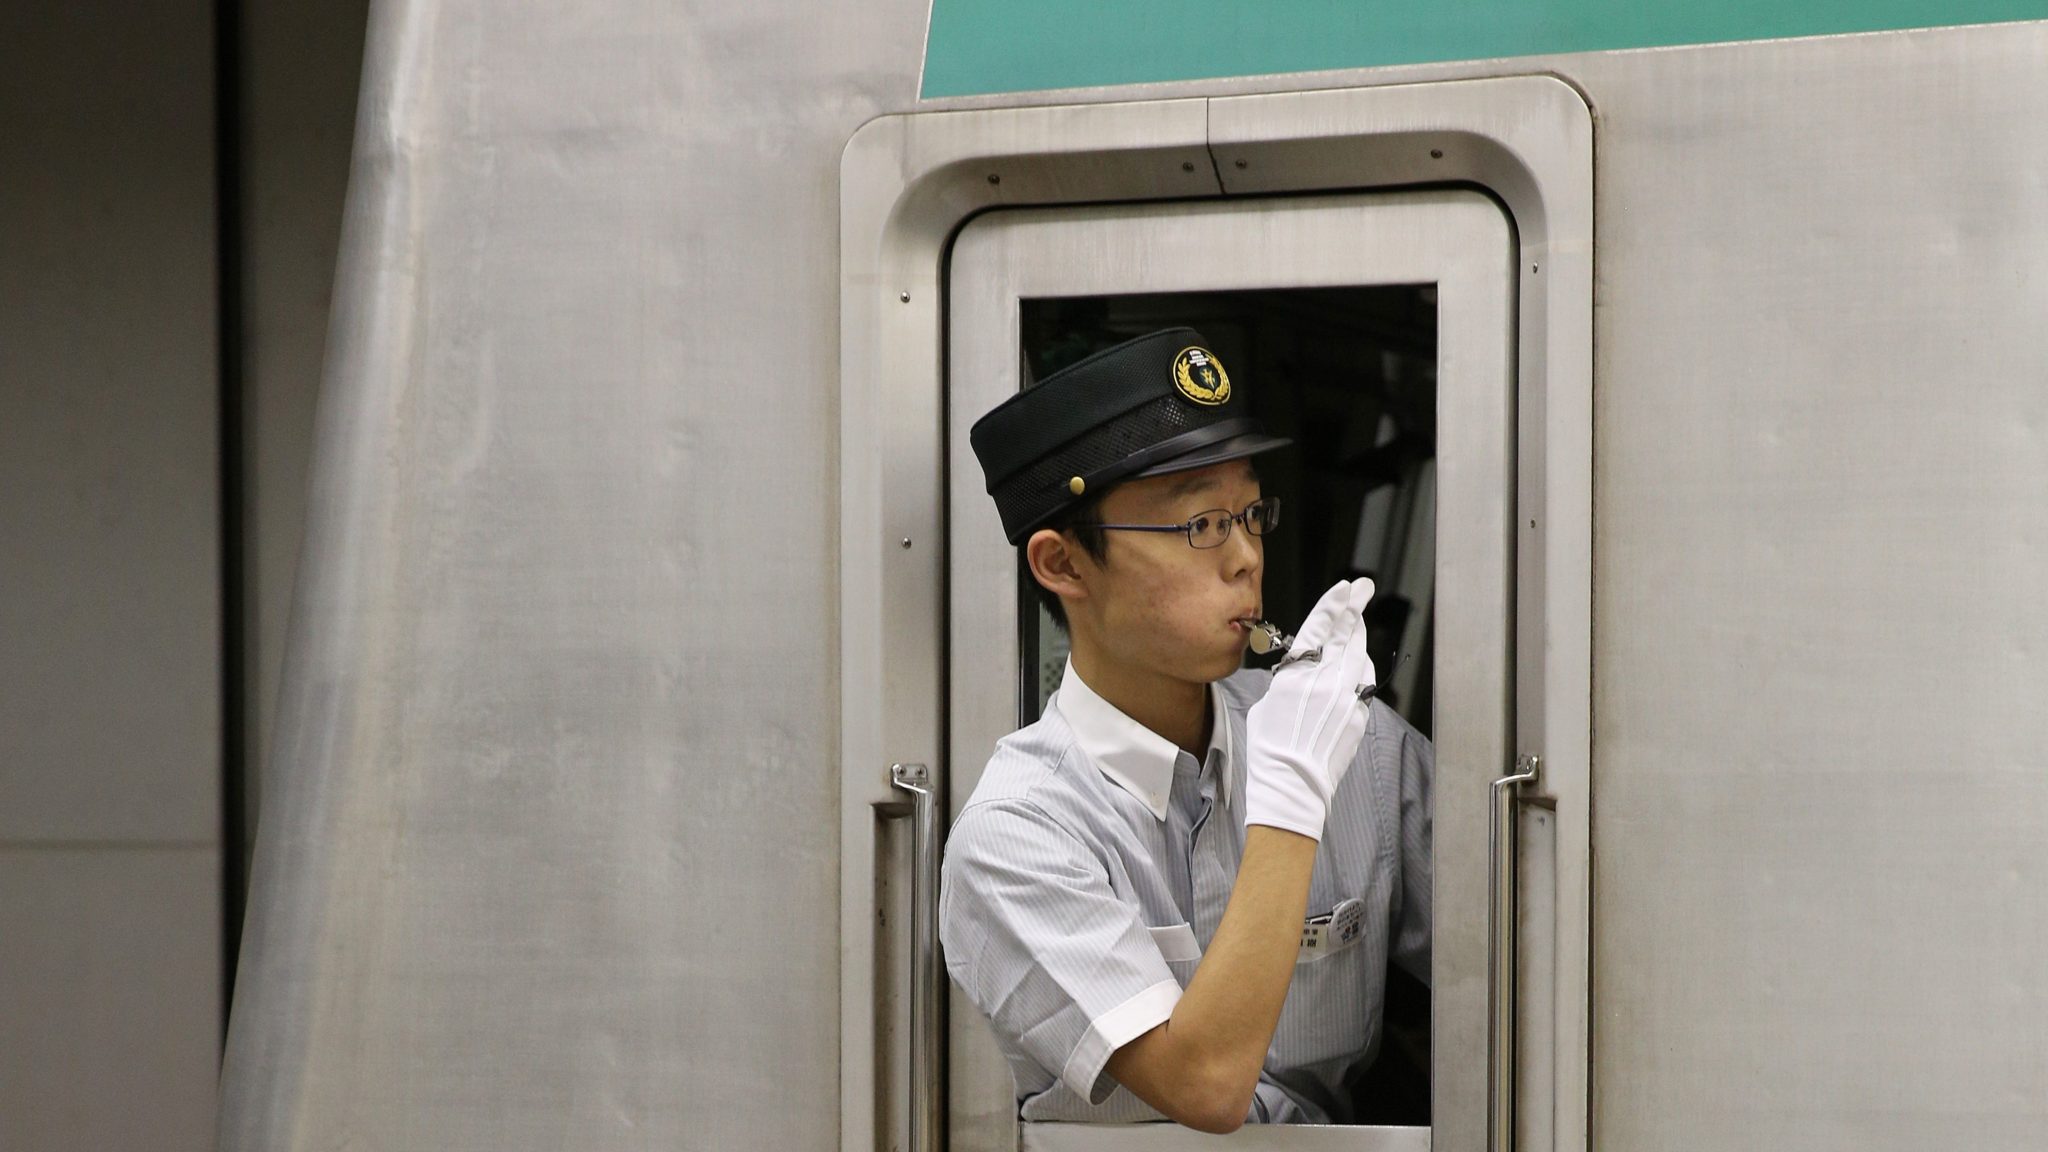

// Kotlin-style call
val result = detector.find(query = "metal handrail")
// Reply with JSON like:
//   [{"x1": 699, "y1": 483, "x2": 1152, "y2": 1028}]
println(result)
[
  {"x1": 890, "y1": 762, "x2": 946, "y2": 1152},
  {"x1": 1490, "y1": 753, "x2": 1540, "y2": 1152}
]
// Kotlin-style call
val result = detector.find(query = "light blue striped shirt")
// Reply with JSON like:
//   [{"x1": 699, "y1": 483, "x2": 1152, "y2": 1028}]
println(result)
[{"x1": 940, "y1": 661, "x2": 1433, "y2": 1124}]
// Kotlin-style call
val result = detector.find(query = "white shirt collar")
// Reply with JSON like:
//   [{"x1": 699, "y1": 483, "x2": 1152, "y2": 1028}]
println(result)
[{"x1": 1053, "y1": 658, "x2": 1230, "y2": 821}]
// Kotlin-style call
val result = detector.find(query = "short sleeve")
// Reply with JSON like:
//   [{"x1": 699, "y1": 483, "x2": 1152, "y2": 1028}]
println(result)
[
  {"x1": 940, "y1": 801, "x2": 1182, "y2": 1103},
  {"x1": 1382, "y1": 704, "x2": 1434, "y2": 983}
]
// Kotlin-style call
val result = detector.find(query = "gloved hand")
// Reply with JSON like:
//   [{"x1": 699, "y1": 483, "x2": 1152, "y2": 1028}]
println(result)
[{"x1": 1243, "y1": 578, "x2": 1378, "y2": 840}]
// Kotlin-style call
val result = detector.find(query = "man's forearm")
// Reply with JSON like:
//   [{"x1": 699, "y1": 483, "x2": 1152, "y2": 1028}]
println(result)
[
  {"x1": 1176, "y1": 826, "x2": 1318, "y2": 1068},
  {"x1": 1104, "y1": 825, "x2": 1317, "y2": 1131}
]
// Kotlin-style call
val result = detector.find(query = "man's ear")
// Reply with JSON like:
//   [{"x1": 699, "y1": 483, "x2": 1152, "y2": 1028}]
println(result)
[{"x1": 1025, "y1": 528, "x2": 1090, "y2": 607}]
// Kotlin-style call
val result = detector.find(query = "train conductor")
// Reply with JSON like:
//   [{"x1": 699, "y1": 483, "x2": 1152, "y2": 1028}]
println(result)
[{"x1": 941, "y1": 327, "x2": 1436, "y2": 1130}]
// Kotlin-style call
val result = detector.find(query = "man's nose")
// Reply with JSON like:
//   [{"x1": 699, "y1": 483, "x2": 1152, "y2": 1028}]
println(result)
[{"x1": 1222, "y1": 519, "x2": 1261, "y2": 577}]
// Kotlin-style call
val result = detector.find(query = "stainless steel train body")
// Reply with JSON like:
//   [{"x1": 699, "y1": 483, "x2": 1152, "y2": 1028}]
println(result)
[{"x1": 218, "y1": 5, "x2": 2048, "y2": 1150}]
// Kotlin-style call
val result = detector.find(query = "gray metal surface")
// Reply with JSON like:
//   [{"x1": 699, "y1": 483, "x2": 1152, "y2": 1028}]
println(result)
[
  {"x1": 1573, "y1": 26, "x2": 2048, "y2": 1150},
  {"x1": 1514, "y1": 805, "x2": 1557, "y2": 1152},
  {"x1": 945, "y1": 191, "x2": 1517, "y2": 1150},
  {"x1": 216, "y1": 0, "x2": 930, "y2": 1148}
]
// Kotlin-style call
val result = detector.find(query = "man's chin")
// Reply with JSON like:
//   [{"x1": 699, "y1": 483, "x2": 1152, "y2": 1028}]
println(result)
[
  {"x1": 1124, "y1": 639, "x2": 1245, "y2": 686},
  {"x1": 1191, "y1": 649, "x2": 1249, "y2": 685}
]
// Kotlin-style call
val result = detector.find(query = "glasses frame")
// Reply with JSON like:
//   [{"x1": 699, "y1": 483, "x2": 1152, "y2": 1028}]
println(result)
[{"x1": 1093, "y1": 496, "x2": 1282, "y2": 550}]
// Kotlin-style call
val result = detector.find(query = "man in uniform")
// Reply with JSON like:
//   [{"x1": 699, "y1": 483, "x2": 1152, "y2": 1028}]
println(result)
[{"x1": 940, "y1": 327, "x2": 1435, "y2": 1131}]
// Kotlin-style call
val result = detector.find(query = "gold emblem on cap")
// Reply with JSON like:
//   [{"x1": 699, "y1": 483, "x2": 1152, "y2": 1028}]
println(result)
[
  {"x1": 1171, "y1": 346, "x2": 1231, "y2": 406},
  {"x1": 1068, "y1": 476, "x2": 1086, "y2": 495}
]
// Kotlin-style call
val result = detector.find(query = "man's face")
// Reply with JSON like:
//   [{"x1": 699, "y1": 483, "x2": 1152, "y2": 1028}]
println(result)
[{"x1": 1074, "y1": 459, "x2": 1265, "y2": 685}]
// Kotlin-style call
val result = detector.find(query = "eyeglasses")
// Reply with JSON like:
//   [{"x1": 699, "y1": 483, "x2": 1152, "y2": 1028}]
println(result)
[{"x1": 1095, "y1": 496, "x2": 1282, "y2": 550}]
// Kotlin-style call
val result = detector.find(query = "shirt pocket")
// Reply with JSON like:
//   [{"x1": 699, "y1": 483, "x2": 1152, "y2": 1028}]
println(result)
[
  {"x1": 1272, "y1": 908, "x2": 1377, "y2": 1066},
  {"x1": 1146, "y1": 922, "x2": 1203, "y2": 988}
]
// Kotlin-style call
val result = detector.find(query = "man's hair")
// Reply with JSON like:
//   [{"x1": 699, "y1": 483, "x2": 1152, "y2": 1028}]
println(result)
[{"x1": 1031, "y1": 494, "x2": 1108, "y2": 632}]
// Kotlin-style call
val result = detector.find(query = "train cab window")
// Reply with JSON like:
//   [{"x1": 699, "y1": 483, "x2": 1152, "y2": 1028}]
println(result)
[{"x1": 1019, "y1": 286, "x2": 1438, "y2": 1127}]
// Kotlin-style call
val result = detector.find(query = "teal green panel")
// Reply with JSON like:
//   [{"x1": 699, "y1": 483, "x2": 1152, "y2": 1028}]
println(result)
[{"x1": 921, "y1": 1, "x2": 2048, "y2": 97}]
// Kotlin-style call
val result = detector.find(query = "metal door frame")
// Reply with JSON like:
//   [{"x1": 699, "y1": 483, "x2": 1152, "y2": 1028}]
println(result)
[
  {"x1": 947, "y1": 190, "x2": 1516, "y2": 1151},
  {"x1": 840, "y1": 75, "x2": 1593, "y2": 1152}
]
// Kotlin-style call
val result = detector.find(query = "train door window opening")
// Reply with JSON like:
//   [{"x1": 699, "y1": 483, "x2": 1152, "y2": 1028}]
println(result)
[
  {"x1": 943, "y1": 191, "x2": 1516, "y2": 1148},
  {"x1": 1014, "y1": 287, "x2": 1440, "y2": 1129}
]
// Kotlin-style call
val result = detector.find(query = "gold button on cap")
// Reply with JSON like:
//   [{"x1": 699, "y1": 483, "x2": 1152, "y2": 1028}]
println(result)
[{"x1": 1068, "y1": 476, "x2": 1086, "y2": 495}]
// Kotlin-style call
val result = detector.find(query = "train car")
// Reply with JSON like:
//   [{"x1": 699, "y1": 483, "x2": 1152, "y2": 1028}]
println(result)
[{"x1": 217, "y1": 4, "x2": 2048, "y2": 1151}]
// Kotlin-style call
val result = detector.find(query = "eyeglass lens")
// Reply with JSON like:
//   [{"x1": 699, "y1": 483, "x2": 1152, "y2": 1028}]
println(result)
[{"x1": 1188, "y1": 498, "x2": 1281, "y2": 548}]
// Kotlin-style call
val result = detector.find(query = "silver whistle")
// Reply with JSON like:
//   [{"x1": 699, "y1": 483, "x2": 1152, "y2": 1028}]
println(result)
[
  {"x1": 1240, "y1": 619, "x2": 1296, "y2": 657},
  {"x1": 1242, "y1": 617, "x2": 1371, "y2": 698}
]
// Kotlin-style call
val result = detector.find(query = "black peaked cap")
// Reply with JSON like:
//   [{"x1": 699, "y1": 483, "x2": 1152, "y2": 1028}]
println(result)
[{"x1": 969, "y1": 327, "x2": 1292, "y2": 544}]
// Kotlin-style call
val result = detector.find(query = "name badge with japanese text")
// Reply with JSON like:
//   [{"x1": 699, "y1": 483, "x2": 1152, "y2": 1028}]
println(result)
[{"x1": 1298, "y1": 897, "x2": 1364, "y2": 963}]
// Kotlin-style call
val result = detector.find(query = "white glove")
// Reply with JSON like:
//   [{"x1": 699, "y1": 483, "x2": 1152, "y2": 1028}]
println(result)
[{"x1": 1243, "y1": 578, "x2": 1378, "y2": 840}]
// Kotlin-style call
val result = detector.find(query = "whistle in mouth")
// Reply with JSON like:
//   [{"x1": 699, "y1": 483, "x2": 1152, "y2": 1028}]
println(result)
[{"x1": 1242, "y1": 619, "x2": 1294, "y2": 656}]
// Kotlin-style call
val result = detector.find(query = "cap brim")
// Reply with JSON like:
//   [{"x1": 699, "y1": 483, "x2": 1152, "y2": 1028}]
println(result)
[{"x1": 1132, "y1": 431, "x2": 1294, "y2": 478}]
